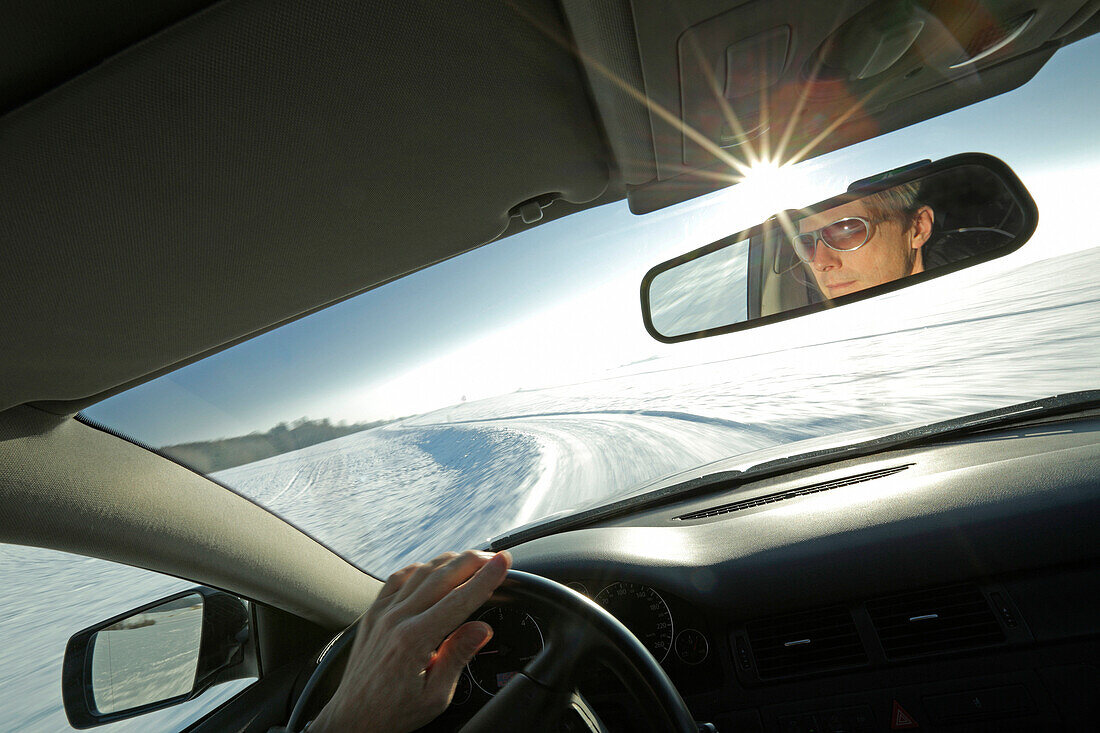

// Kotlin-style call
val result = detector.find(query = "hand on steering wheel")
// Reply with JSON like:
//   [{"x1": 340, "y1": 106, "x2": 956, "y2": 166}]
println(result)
[
  {"x1": 305, "y1": 550, "x2": 510, "y2": 733},
  {"x1": 290, "y1": 550, "x2": 697, "y2": 733}
]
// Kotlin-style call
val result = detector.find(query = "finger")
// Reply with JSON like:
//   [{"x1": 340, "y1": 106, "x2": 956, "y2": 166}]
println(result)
[
  {"x1": 378, "y1": 564, "x2": 418, "y2": 602},
  {"x1": 424, "y1": 621, "x2": 493, "y2": 705},
  {"x1": 418, "y1": 551, "x2": 511, "y2": 635},
  {"x1": 401, "y1": 550, "x2": 494, "y2": 616},
  {"x1": 393, "y1": 552, "x2": 458, "y2": 604},
  {"x1": 359, "y1": 563, "x2": 418, "y2": 625}
]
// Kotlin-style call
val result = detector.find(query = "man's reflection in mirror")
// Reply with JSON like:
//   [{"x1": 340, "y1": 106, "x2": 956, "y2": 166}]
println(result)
[{"x1": 787, "y1": 183, "x2": 934, "y2": 299}]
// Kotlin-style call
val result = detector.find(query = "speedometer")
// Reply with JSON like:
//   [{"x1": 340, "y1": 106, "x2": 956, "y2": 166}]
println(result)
[{"x1": 595, "y1": 582, "x2": 673, "y2": 662}]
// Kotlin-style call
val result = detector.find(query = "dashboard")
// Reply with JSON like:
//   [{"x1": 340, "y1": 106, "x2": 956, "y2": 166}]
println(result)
[{"x1": 432, "y1": 415, "x2": 1100, "y2": 732}]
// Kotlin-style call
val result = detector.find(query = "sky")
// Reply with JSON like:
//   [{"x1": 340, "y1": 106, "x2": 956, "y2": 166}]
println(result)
[{"x1": 83, "y1": 35, "x2": 1100, "y2": 447}]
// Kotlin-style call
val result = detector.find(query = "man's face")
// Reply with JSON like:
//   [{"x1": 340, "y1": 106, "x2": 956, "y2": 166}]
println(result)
[{"x1": 795, "y1": 199, "x2": 931, "y2": 299}]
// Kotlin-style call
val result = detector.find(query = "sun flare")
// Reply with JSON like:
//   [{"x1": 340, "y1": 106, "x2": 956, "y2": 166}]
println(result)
[
  {"x1": 721, "y1": 158, "x2": 819, "y2": 224},
  {"x1": 737, "y1": 159, "x2": 784, "y2": 186}
]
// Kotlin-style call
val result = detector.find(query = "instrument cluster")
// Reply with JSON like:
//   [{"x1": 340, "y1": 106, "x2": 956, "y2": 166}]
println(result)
[{"x1": 452, "y1": 578, "x2": 719, "y2": 712}]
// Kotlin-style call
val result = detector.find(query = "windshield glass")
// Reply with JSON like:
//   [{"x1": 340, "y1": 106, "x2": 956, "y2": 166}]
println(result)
[{"x1": 84, "y1": 36, "x2": 1100, "y2": 576}]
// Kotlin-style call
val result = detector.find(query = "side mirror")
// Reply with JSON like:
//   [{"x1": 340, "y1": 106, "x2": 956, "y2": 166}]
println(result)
[
  {"x1": 62, "y1": 587, "x2": 257, "y2": 729},
  {"x1": 641, "y1": 153, "x2": 1038, "y2": 342}
]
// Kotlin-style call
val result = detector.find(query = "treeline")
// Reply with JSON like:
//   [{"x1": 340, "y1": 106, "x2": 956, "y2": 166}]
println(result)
[{"x1": 161, "y1": 417, "x2": 391, "y2": 474}]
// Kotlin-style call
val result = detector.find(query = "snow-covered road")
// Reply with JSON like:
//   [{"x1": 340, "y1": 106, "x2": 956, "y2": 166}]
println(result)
[
  {"x1": 214, "y1": 409, "x2": 773, "y2": 574},
  {"x1": 447, "y1": 412, "x2": 777, "y2": 528}
]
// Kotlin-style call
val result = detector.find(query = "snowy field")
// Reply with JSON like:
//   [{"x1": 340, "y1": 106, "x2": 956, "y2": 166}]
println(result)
[
  {"x1": 3, "y1": 247, "x2": 1099, "y2": 731},
  {"x1": 220, "y1": 246, "x2": 1100, "y2": 576}
]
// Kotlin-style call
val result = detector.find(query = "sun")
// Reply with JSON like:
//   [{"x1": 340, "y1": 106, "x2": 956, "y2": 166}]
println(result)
[
  {"x1": 724, "y1": 158, "x2": 815, "y2": 223},
  {"x1": 737, "y1": 159, "x2": 784, "y2": 186}
]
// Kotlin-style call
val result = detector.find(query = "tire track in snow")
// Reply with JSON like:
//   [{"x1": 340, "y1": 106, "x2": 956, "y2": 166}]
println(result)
[{"x1": 497, "y1": 412, "x2": 778, "y2": 527}]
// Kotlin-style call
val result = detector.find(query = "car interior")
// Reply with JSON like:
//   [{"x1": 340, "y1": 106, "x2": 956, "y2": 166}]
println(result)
[{"x1": 2, "y1": 1, "x2": 1098, "y2": 732}]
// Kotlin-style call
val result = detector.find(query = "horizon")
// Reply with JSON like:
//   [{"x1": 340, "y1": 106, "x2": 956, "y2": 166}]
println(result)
[{"x1": 153, "y1": 241, "x2": 1098, "y2": 449}]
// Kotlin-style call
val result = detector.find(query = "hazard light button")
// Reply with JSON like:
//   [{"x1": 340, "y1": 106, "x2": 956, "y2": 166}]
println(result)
[{"x1": 891, "y1": 700, "x2": 919, "y2": 729}]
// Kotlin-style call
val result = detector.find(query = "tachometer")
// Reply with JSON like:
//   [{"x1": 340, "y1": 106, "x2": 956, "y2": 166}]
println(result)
[
  {"x1": 595, "y1": 582, "x2": 673, "y2": 662},
  {"x1": 466, "y1": 606, "x2": 544, "y2": 695}
]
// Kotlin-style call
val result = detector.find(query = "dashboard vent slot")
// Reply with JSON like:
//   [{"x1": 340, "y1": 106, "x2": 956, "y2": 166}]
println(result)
[
  {"x1": 674, "y1": 465, "x2": 911, "y2": 521},
  {"x1": 866, "y1": 584, "x2": 1005, "y2": 659},
  {"x1": 745, "y1": 606, "x2": 867, "y2": 679}
]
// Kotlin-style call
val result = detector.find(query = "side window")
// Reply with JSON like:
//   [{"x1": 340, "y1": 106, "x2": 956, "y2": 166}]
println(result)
[{"x1": 0, "y1": 543, "x2": 256, "y2": 732}]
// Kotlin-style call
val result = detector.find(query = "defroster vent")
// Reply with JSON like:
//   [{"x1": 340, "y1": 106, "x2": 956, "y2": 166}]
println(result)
[
  {"x1": 866, "y1": 584, "x2": 1005, "y2": 659},
  {"x1": 745, "y1": 606, "x2": 867, "y2": 679},
  {"x1": 675, "y1": 465, "x2": 911, "y2": 521}
]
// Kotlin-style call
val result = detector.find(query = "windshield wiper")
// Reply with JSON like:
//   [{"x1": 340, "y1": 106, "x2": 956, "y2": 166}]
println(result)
[
  {"x1": 489, "y1": 389, "x2": 1100, "y2": 550},
  {"x1": 742, "y1": 389, "x2": 1100, "y2": 476}
]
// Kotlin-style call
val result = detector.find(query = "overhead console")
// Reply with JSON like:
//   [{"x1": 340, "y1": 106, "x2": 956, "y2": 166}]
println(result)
[{"x1": 611, "y1": 0, "x2": 1099, "y2": 212}]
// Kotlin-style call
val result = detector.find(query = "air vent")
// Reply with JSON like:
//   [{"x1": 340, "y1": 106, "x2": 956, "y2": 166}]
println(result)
[
  {"x1": 745, "y1": 606, "x2": 867, "y2": 679},
  {"x1": 866, "y1": 584, "x2": 1005, "y2": 659},
  {"x1": 675, "y1": 465, "x2": 911, "y2": 521}
]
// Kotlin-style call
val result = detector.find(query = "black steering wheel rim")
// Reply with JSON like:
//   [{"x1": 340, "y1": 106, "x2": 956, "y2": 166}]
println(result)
[{"x1": 287, "y1": 569, "x2": 697, "y2": 733}]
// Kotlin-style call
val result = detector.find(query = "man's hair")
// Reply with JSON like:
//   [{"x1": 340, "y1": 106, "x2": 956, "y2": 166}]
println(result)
[{"x1": 860, "y1": 181, "x2": 922, "y2": 229}]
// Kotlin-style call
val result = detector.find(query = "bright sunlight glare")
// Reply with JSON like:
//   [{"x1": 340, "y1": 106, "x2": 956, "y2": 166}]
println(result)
[{"x1": 719, "y1": 159, "x2": 824, "y2": 227}]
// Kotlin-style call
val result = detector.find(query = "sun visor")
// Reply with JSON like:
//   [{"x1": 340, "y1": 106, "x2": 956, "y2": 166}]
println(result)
[{"x1": 0, "y1": 0, "x2": 610, "y2": 414}]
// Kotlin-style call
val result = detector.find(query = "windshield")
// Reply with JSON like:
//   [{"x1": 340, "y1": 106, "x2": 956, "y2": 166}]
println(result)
[{"x1": 84, "y1": 36, "x2": 1100, "y2": 576}]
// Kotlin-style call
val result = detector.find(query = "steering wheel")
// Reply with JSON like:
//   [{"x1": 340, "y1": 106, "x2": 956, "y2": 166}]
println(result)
[{"x1": 286, "y1": 570, "x2": 698, "y2": 732}]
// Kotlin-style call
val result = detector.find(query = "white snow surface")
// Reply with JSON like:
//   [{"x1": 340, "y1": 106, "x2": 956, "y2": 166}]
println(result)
[
  {"x1": 3, "y1": 247, "x2": 1099, "y2": 731},
  {"x1": 215, "y1": 247, "x2": 1100, "y2": 577}
]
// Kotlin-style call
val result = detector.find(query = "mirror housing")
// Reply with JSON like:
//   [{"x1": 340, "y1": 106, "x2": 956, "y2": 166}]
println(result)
[
  {"x1": 641, "y1": 153, "x2": 1038, "y2": 343},
  {"x1": 62, "y1": 587, "x2": 256, "y2": 729}
]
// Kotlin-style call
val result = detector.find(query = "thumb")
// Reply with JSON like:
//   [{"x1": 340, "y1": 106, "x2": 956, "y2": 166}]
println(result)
[{"x1": 425, "y1": 621, "x2": 493, "y2": 702}]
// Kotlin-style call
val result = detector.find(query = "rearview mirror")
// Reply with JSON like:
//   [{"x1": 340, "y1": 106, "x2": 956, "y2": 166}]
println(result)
[
  {"x1": 62, "y1": 587, "x2": 256, "y2": 729},
  {"x1": 641, "y1": 153, "x2": 1038, "y2": 342}
]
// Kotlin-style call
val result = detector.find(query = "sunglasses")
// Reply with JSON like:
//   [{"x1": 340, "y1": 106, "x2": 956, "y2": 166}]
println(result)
[{"x1": 789, "y1": 216, "x2": 876, "y2": 262}]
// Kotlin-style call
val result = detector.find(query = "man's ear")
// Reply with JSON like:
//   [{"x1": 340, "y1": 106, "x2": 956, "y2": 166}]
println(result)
[{"x1": 910, "y1": 206, "x2": 934, "y2": 249}]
